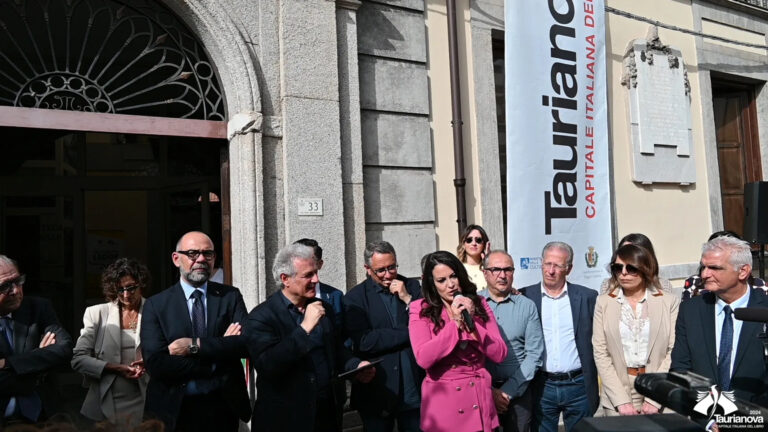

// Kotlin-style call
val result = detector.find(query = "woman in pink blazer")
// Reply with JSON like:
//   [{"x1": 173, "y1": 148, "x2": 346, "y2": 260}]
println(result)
[{"x1": 409, "y1": 251, "x2": 507, "y2": 432}]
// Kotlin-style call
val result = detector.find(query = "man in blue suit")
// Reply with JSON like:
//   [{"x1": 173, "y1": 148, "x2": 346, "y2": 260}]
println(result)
[
  {"x1": 520, "y1": 241, "x2": 598, "y2": 432},
  {"x1": 294, "y1": 238, "x2": 345, "y2": 329},
  {"x1": 344, "y1": 240, "x2": 423, "y2": 431},
  {"x1": 141, "y1": 231, "x2": 250, "y2": 431},
  {"x1": 672, "y1": 236, "x2": 768, "y2": 404}
]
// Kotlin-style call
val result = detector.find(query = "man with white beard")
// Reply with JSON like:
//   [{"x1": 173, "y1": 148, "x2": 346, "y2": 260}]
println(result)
[{"x1": 141, "y1": 231, "x2": 251, "y2": 431}]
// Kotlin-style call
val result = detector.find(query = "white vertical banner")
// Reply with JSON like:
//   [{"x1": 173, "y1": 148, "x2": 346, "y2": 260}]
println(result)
[{"x1": 505, "y1": 0, "x2": 612, "y2": 289}]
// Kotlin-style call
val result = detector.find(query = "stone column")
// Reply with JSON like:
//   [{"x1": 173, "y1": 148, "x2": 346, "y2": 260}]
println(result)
[
  {"x1": 228, "y1": 112, "x2": 266, "y2": 309},
  {"x1": 337, "y1": 0, "x2": 367, "y2": 289},
  {"x1": 279, "y1": 0, "x2": 348, "y2": 290}
]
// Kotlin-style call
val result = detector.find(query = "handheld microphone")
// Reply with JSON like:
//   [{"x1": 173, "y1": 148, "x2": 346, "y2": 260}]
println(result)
[
  {"x1": 734, "y1": 307, "x2": 768, "y2": 322},
  {"x1": 453, "y1": 294, "x2": 476, "y2": 332}
]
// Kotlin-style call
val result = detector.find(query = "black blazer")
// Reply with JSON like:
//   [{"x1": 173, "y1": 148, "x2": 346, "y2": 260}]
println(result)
[
  {"x1": 671, "y1": 288, "x2": 768, "y2": 402},
  {"x1": 247, "y1": 292, "x2": 359, "y2": 432},
  {"x1": 140, "y1": 282, "x2": 250, "y2": 431},
  {"x1": 520, "y1": 282, "x2": 599, "y2": 413},
  {"x1": 343, "y1": 275, "x2": 423, "y2": 414},
  {"x1": 318, "y1": 282, "x2": 345, "y2": 329},
  {"x1": 0, "y1": 297, "x2": 73, "y2": 423}
]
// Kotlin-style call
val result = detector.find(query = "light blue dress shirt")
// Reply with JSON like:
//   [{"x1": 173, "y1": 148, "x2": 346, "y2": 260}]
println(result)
[
  {"x1": 540, "y1": 283, "x2": 581, "y2": 373},
  {"x1": 180, "y1": 280, "x2": 208, "y2": 323},
  {"x1": 715, "y1": 286, "x2": 750, "y2": 378},
  {"x1": 479, "y1": 289, "x2": 544, "y2": 399},
  {"x1": 179, "y1": 280, "x2": 217, "y2": 395}
]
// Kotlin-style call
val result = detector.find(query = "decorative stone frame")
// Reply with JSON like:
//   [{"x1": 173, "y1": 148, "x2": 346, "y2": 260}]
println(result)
[
  {"x1": 621, "y1": 26, "x2": 696, "y2": 186},
  {"x1": 163, "y1": 0, "x2": 266, "y2": 307}
]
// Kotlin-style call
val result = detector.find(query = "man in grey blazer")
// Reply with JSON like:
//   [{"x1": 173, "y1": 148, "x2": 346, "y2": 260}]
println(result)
[
  {"x1": 0, "y1": 255, "x2": 73, "y2": 426},
  {"x1": 520, "y1": 242, "x2": 598, "y2": 432}
]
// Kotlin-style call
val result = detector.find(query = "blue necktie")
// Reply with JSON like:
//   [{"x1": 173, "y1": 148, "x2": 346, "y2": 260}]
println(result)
[
  {"x1": 718, "y1": 305, "x2": 734, "y2": 391},
  {"x1": 0, "y1": 317, "x2": 12, "y2": 352},
  {"x1": 191, "y1": 290, "x2": 206, "y2": 338}
]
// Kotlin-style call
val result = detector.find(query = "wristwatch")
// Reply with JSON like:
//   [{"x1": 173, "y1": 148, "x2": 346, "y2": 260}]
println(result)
[{"x1": 189, "y1": 340, "x2": 199, "y2": 355}]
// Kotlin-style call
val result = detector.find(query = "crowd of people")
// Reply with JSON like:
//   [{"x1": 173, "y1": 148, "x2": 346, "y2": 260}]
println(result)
[{"x1": 1, "y1": 227, "x2": 767, "y2": 432}]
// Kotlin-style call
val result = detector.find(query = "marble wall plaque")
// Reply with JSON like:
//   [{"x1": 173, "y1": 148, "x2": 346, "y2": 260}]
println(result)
[{"x1": 622, "y1": 29, "x2": 696, "y2": 185}]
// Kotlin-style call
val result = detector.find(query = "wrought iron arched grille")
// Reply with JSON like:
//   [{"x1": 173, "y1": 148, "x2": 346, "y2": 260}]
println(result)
[{"x1": 0, "y1": 0, "x2": 226, "y2": 120}]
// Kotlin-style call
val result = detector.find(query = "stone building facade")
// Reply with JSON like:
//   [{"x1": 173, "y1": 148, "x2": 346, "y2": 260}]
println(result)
[{"x1": 1, "y1": 0, "x2": 768, "y2": 324}]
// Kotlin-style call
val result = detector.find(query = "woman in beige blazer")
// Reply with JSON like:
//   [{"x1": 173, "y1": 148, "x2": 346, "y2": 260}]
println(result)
[
  {"x1": 592, "y1": 244, "x2": 680, "y2": 416},
  {"x1": 72, "y1": 258, "x2": 150, "y2": 427}
]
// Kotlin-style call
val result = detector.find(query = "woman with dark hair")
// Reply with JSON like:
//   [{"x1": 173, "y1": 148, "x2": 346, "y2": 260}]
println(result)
[
  {"x1": 592, "y1": 244, "x2": 679, "y2": 416},
  {"x1": 72, "y1": 258, "x2": 151, "y2": 427},
  {"x1": 600, "y1": 233, "x2": 673, "y2": 294},
  {"x1": 456, "y1": 224, "x2": 491, "y2": 290},
  {"x1": 409, "y1": 251, "x2": 507, "y2": 432}
]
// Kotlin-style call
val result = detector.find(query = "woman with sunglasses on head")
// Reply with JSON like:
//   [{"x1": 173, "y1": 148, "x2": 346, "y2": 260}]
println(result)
[
  {"x1": 410, "y1": 251, "x2": 507, "y2": 432},
  {"x1": 457, "y1": 224, "x2": 491, "y2": 291},
  {"x1": 72, "y1": 258, "x2": 151, "y2": 427},
  {"x1": 592, "y1": 244, "x2": 680, "y2": 417}
]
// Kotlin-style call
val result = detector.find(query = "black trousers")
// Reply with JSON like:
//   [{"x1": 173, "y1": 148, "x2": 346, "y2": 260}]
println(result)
[
  {"x1": 313, "y1": 396, "x2": 339, "y2": 432},
  {"x1": 175, "y1": 390, "x2": 239, "y2": 432}
]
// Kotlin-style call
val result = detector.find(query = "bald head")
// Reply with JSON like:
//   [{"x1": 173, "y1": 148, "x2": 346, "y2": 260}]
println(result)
[{"x1": 172, "y1": 231, "x2": 216, "y2": 287}]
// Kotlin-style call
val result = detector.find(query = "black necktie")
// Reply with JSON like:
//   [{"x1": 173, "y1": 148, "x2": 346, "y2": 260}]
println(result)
[
  {"x1": 191, "y1": 290, "x2": 206, "y2": 338},
  {"x1": 718, "y1": 305, "x2": 734, "y2": 391}
]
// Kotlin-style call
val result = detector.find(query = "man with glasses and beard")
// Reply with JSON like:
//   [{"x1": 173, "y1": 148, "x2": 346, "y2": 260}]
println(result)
[
  {"x1": 141, "y1": 231, "x2": 251, "y2": 431},
  {"x1": 0, "y1": 255, "x2": 72, "y2": 427},
  {"x1": 343, "y1": 240, "x2": 423, "y2": 431}
]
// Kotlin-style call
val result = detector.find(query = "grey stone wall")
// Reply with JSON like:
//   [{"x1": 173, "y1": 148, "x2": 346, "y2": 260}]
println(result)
[{"x1": 357, "y1": 0, "x2": 435, "y2": 278}]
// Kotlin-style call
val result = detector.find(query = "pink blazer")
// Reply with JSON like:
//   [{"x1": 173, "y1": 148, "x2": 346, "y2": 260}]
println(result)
[{"x1": 409, "y1": 297, "x2": 507, "y2": 432}]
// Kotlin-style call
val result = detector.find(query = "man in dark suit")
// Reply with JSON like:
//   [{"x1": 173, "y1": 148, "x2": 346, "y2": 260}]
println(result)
[
  {"x1": 294, "y1": 238, "x2": 345, "y2": 328},
  {"x1": 520, "y1": 241, "x2": 598, "y2": 432},
  {"x1": 0, "y1": 255, "x2": 73, "y2": 426},
  {"x1": 141, "y1": 231, "x2": 250, "y2": 431},
  {"x1": 672, "y1": 236, "x2": 768, "y2": 403},
  {"x1": 247, "y1": 243, "x2": 375, "y2": 432},
  {"x1": 343, "y1": 240, "x2": 423, "y2": 431}
]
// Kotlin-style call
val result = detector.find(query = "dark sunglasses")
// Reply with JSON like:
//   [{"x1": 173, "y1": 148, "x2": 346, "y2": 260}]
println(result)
[
  {"x1": 610, "y1": 263, "x2": 640, "y2": 275},
  {"x1": 176, "y1": 249, "x2": 216, "y2": 260},
  {"x1": 464, "y1": 236, "x2": 485, "y2": 244},
  {"x1": 117, "y1": 285, "x2": 140, "y2": 294},
  {"x1": 0, "y1": 274, "x2": 25, "y2": 295}
]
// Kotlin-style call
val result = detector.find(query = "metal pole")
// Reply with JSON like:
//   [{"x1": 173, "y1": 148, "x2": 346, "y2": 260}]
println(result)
[{"x1": 446, "y1": 0, "x2": 468, "y2": 237}]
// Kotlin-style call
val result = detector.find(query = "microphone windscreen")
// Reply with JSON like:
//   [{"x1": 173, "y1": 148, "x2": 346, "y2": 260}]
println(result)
[{"x1": 734, "y1": 307, "x2": 768, "y2": 322}]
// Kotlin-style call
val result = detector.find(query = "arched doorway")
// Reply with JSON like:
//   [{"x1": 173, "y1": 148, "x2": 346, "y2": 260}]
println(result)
[{"x1": 0, "y1": 0, "x2": 232, "y2": 340}]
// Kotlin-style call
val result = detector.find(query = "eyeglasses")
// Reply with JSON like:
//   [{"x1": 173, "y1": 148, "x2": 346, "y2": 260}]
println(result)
[
  {"x1": 485, "y1": 267, "x2": 515, "y2": 277},
  {"x1": 610, "y1": 263, "x2": 640, "y2": 275},
  {"x1": 176, "y1": 249, "x2": 216, "y2": 260},
  {"x1": 464, "y1": 236, "x2": 485, "y2": 244},
  {"x1": 117, "y1": 285, "x2": 140, "y2": 294},
  {"x1": 542, "y1": 262, "x2": 569, "y2": 271},
  {"x1": 0, "y1": 275, "x2": 25, "y2": 295},
  {"x1": 372, "y1": 264, "x2": 398, "y2": 276}
]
